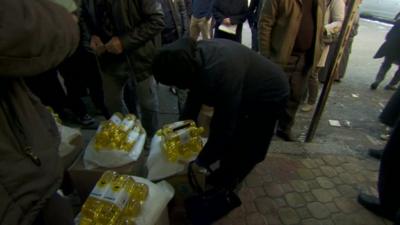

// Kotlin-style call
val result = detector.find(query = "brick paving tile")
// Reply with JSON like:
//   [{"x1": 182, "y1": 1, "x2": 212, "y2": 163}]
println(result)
[
  {"x1": 303, "y1": 192, "x2": 316, "y2": 202},
  {"x1": 316, "y1": 177, "x2": 335, "y2": 189},
  {"x1": 353, "y1": 173, "x2": 367, "y2": 183},
  {"x1": 335, "y1": 166, "x2": 345, "y2": 174},
  {"x1": 228, "y1": 205, "x2": 246, "y2": 219},
  {"x1": 264, "y1": 213, "x2": 283, "y2": 225},
  {"x1": 352, "y1": 211, "x2": 387, "y2": 225},
  {"x1": 334, "y1": 197, "x2": 361, "y2": 213},
  {"x1": 274, "y1": 197, "x2": 288, "y2": 207},
  {"x1": 290, "y1": 180, "x2": 310, "y2": 192},
  {"x1": 338, "y1": 173, "x2": 357, "y2": 185},
  {"x1": 300, "y1": 218, "x2": 322, "y2": 225},
  {"x1": 281, "y1": 183, "x2": 294, "y2": 192},
  {"x1": 312, "y1": 169, "x2": 323, "y2": 177},
  {"x1": 311, "y1": 189, "x2": 335, "y2": 203},
  {"x1": 297, "y1": 168, "x2": 315, "y2": 180},
  {"x1": 320, "y1": 219, "x2": 335, "y2": 225},
  {"x1": 336, "y1": 184, "x2": 358, "y2": 197},
  {"x1": 255, "y1": 196, "x2": 279, "y2": 214},
  {"x1": 307, "y1": 180, "x2": 321, "y2": 189},
  {"x1": 331, "y1": 213, "x2": 354, "y2": 225},
  {"x1": 246, "y1": 174, "x2": 265, "y2": 187},
  {"x1": 243, "y1": 201, "x2": 258, "y2": 214},
  {"x1": 246, "y1": 213, "x2": 268, "y2": 225},
  {"x1": 296, "y1": 207, "x2": 312, "y2": 219},
  {"x1": 320, "y1": 166, "x2": 338, "y2": 178},
  {"x1": 250, "y1": 187, "x2": 266, "y2": 198},
  {"x1": 278, "y1": 208, "x2": 300, "y2": 225},
  {"x1": 313, "y1": 159, "x2": 325, "y2": 166},
  {"x1": 328, "y1": 188, "x2": 341, "y2": 198},
  {"x1": 322, "y1": 155, "x2": 342, "y2": 166},
  {"x1": 342, "y1": 163, "x2": 363, "y2": 173},
  {"x1": 262, "y1": 174, "x2": 274, "y2": 183},
  {"x1": 285, "y1": 192, "x2": 306, "y2": 208},
  {"x1": 331, "y1": 177, "x2": 343, "y2": 185},
  {"x1": 302, "y1": 159, "x2": 318, "y2": 169},
  {"x1": 307, "y1": 202, "x2": 331, "y2": 219},
  {"x1": 365, "y1": 171, "x2": 379, "y2": 182},
  {"x1": 264, "y1": 183, "x2": 285, "y2": 198},
  {"x1": 325, "y1": 202, "x2": 340, "y2": 213},
  {"x1": 239, "y1": 188, "x2": 256, "y2": 202}
]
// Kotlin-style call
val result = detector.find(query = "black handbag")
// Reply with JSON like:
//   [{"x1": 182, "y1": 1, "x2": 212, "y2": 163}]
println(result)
[{"x1": 184, "y1": 162, "x2": 242, "y2": 225}]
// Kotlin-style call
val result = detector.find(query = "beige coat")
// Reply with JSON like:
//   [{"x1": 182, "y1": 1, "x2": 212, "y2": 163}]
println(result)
[
  {"x1": 258, "y1": 0, "x2": 325, "y2": 71},
  {"x1": 317, "y1": 0, "x2": 346, "y2": 67},
  {"x1": 0, "y1": 0, "x2": 78, "y2": 224}
]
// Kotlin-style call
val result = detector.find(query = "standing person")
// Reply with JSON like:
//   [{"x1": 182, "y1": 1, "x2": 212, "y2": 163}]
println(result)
[
  {"x1": 259, "y1": 0, "x2": 325, "y2": 141},
  {"x1": 358, "y1": 120, "x2": 400, "y2": 224},
  {"x1": 247, "y1": 0, "x2": 263, "y2": 51},
  {"x1": 190, "y1": 0, "x2": 214, "y2": 40},
  {"x1": 152, "y1": 38, "x2": 289, "y2": 223},
  {"x1": 302, "y1": 0, "x2": 345, "y2": 112},
  {"x1": 213, "y1": 0, "x2": 248, "y2": 42},
  {"x1": 80, "y1": 0, "x2": 165, "y2": 136},
  {"x1": 0, "y1": 0, "x2": 79, "y2": 224},
  {"x1": 370, "y1": 19, "x2": 400, "y2": 90},
  {"x1": 159, "y1": 0, "x2": 189, "y2": 45}
]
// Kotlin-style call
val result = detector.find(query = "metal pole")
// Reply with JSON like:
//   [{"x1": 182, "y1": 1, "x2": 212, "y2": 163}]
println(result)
[{"x1": 305, "y1": 0, "x2": 362, "y2": 142}]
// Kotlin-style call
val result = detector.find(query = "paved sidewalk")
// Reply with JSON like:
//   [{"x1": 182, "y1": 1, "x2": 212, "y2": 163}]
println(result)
[{"x1": 213, "y1": 142, "x2": 391, "y2": 225}]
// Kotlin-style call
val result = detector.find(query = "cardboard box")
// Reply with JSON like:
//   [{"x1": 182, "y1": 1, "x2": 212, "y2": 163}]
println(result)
[{"x1": 68, "y1": 152, "x2": 147, "y2": 201}]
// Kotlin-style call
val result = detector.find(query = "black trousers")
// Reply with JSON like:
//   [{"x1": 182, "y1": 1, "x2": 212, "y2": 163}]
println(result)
[
  {"x1": 378, "y1": 120, "x2": 400, "y2": 213},
  {"x1": 204, "y1": 101, "x2": 284, "y2": 190}
]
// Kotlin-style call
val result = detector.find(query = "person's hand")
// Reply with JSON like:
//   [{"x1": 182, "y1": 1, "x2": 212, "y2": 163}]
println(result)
[
  {"x1": 90, "y1": 35, "x2": 106, "y2": 55},
  {"x1": 105, "y1": 37, "x2": 123, "y2": 55},
  {"x1": 222, "y1": 18, "x2": 231, "y2": 26}
]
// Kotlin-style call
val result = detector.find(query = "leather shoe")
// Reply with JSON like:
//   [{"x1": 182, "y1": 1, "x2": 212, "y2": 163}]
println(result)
[
  {"x1": 357, "y1": 193, "x2": 397, "y2": 221},
  {"x1": 368, "y1": 149, "x2": 383, "y2": 160},
  {"x1": 276, "y1": 129, "x2": 296, "y2": 142}
]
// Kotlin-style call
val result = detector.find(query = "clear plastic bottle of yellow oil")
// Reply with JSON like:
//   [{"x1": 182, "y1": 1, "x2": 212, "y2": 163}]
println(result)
[
  {"x1": 121, "y1": 126, "x2": 141, "y2": 152},
  {"x1": 80, "y1": 171, "x2": 117, "y2": 225},
  {"x1": 96, "y1": 175, "x2": 131, "y2": 225}
]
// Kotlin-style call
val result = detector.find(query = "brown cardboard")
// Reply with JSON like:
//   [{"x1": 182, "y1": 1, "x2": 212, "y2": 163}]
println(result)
[{"x1": 68, "y1": 152, "x2": 147, "y2": 201}]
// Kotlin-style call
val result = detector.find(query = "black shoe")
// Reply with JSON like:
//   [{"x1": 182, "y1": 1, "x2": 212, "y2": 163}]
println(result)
[
  {"x1": 368, "y1": 149, "x2": 383, "y2": 160},
  {"x1": 78, "y1": 114, "x2": 95, "y2": 126},
  {"x1": 276, "y1": 129, "x2": 296, "y2": 142},
  {"x1": 371, "y1": 82, "x2": 379, "y2": 90},
  {"x1": 357, "y1": 193, "x2": 397, "y2": 221}
]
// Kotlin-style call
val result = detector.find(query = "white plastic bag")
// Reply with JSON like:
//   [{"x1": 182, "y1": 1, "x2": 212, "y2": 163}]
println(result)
[
  {"x1": 58, "y1": 125, "x2": 81, "y2": 157},
  {"x1": 83, "y1": 130, "x2": 146, "y2": 169},
  {"x1": 75, "y1": 176, "x2": 174, "y2": 225}
]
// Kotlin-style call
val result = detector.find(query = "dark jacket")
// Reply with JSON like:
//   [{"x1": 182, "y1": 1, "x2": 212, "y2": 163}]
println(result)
[
  {"x1": 192, "y1": 0, "x2": 214, "y2": 19},
  {"x1": 182, "y1": 39, "x2": 289, "y2": 164},
  {"x1": 374, "y1": 19, "x2": 400, "y2": 63},
  {"x1": 160, "y1": 0, "x2": 189, "y2": 44},
  {"x1": 380, "y1": 88, "x2": 400, "y2": 127},
  {"x1": 0, "y1": 0, "x2": 79, "y2": 224},
  {"x1": 213, "y1": 0, "x2": 248, "y2": 26},
  {"x1": 247, "y1": 0, "x2": 263, "y2": 28},
  {"x1": 80, "y1": 0, "x2": 165, "y2": 81}
]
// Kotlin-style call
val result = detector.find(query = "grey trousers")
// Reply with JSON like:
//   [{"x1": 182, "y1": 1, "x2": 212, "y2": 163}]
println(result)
[
  {"x1": 99, "y1": 56, "x2": 160, "y2": 136},
  {"x1": 279, "y1": 54, "x2": 311, "y2": 132}
]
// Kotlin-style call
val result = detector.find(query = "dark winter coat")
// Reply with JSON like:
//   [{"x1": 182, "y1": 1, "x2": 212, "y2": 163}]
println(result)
[
  {"x1": 380, "y1": 88, "x2": 400, "y2": 127},
  {"x1": 213, "y1": 0, "x2": 248, "y2": 26},
  {"x1": 80, "y1": 0, "x2": 165, "y2": 81},
  {"x1": 160, "y1": 0, "x2": 190, "y2": 44},
  {"x1": 0, "y1": 0, "x2": 79, "y2": 224},
  {"x1": 374, "y1": 20, "x2": 400, "y2": 64}
]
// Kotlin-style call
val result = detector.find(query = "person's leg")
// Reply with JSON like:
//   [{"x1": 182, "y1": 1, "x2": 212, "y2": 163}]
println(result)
[
  {"x1": 33, "y1": 193, "x2": 75, "y2": 225},
  {"x1": 386, "y1": 65, "x2": 400, "y2": 89},
  {"x1": 250, "y1": 24, "x2": 258, "y2": 51},
  {"x1": 199, "y1": 17, "x2": 211, "y2": 40},
  {"x1": 378, "y1": 120, "x2": 400, "y2": 212},
  {"x1": 207, "y1": 106, "x2": 280, "y2": 190},
  {"x1": 136, "y1": 76, "x2": 160, "y2": 137},
  {"x1": 190, "y1": 16, "x2": 201, "y2": 40},
  {"x1": 371, "y1": 57, "x2": 392, "y2": 89},
  {"x1": 278, "y1": 55, "x2": 308, "y2": 140}
]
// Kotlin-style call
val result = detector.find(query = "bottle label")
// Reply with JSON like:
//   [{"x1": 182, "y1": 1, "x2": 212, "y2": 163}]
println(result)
[
  {"x1": 110, "y1": 115, "x2": 122, "y2": 125},
  {"x1": 121, "y1": 119, "x2": 135, "y2": 131},
  {"x1": 103, "y1": 188, "x2": 130, "y2": 209},
  {"x1": 89, "y1": 183, "x2": 109, "y2": 200},
  {"x1": 177, "y1": 129, "x2": 191, "y2": 144},
  {"x1": 127, "y1": 128, "x2": 140, "y2": 143}
]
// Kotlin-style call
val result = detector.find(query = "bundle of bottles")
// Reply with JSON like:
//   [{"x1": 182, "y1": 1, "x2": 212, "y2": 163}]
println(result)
[
  {"x1": 47, "y1": 107, "x2": 62, "y2": 124},
  {"x1": 80, "y1": 171, "x2": 149, "y2": 225},
  {"x1": 158, "y1": 120, "x2": 204, "y2": 162},
  {"x1": 95, "y1": 113, "x2": 143, "y2": 152}
]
